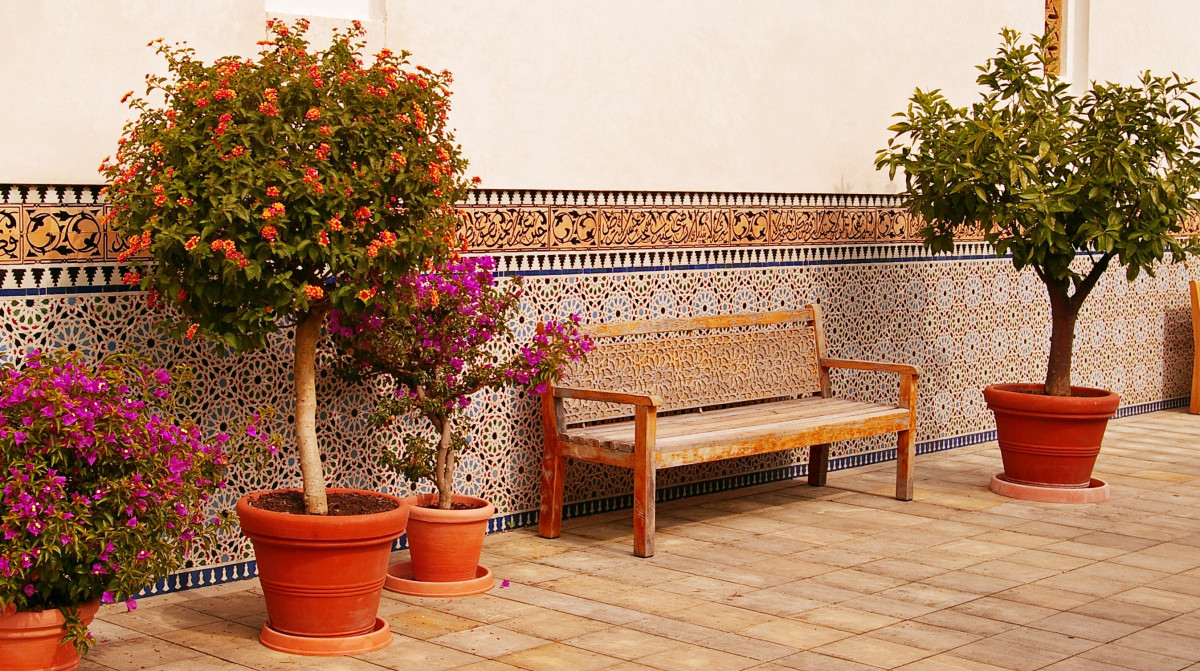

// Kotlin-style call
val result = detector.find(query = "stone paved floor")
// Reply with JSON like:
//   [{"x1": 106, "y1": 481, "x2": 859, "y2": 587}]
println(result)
[{"x1": 81, "y1": 409, "x2": 1200, "y2": 670}]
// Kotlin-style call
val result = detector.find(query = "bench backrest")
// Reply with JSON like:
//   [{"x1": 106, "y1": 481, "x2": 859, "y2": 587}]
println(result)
[{"x1": 560, "y1": 307, "x2": 827, "y2": 426}]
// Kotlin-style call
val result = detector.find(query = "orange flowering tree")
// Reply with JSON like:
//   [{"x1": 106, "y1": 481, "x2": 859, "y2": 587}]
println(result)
[{"x1": 101, "y1": 19, "x2": 474, "y2": 514}]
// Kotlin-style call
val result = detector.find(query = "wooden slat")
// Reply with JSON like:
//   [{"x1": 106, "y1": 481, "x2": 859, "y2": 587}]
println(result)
[
  {"x1": 554, "y1": 386, "x2": 664, "y2": 407},
  {"x1": 655, "y1": 405, "x2": 911, "y2": 453},
  {"x1": 584, "y1": 310, "x2": 814, "y2": 338},
  {"x1": 562, "y1": 400, "x2": 907, "y2": 454},
  {"x1": 558, "y1": 442, "x2": 637, "y2": 468},
  {"x1": 568, "y1": 397, "x2": 866, "y2": 445},
  {"x1": 657, "y1": 412, "x2": 913, "y2": 468},
  {"x1": 823, "y1": 357, "x2": 923, "y2": 376}
]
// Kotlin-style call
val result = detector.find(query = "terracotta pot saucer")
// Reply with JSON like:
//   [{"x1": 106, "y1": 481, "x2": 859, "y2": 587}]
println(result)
[
  {"x1": 384, "y1": 561, "x2": 494, "y2": 597},
  {"x1": 258, "y1": 617, "x2": 392, "y2": 656},
  {"x1": 990, "y1": 473, "x2": 1110, "y2": 503}
]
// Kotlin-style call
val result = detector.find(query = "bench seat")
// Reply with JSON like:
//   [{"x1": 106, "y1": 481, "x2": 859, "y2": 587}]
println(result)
[{"x1": 560, "y1": 397, "x2": 910, "y2": 466}]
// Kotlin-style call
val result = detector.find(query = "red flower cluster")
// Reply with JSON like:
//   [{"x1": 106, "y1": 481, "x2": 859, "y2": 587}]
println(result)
[
  {"x1": 261, "y1": 202, "x2": 286, "y2": 221},
  {"x1": 209, "y1": 239, "x2": 249, "y2": 268}
]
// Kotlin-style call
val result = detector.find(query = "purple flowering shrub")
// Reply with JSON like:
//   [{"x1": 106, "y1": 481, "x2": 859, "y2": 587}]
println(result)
[
  {"x1": 332, "y1": 256, "x2": 592, "y2": 509},
  {"x1": 0, "y1": 350, "x2": 280, "y2": 652}
]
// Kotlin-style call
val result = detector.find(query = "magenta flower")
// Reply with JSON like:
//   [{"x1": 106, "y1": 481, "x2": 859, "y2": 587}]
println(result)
[
  {"x1": 330, "y1": 256, "x2": 592, "y2": 509},
  {"x1": 1, "y1": 350, "x2": 241, "y2": 649}
]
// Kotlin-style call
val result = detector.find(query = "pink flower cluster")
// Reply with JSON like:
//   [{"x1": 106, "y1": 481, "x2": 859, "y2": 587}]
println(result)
[
  {"x1": 0, "y1": 350, "x2": 261, "y2": 650},
  {"x1": 332, "y1": 256, "x2": 593, "y2": 411}
]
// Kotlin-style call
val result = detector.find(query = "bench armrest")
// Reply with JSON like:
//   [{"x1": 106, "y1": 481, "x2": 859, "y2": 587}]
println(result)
[
  {"x1": 552, "y1": 386, "x2": 664, "y2": 408},
  {"x1": 821, "y1": 358, "x2": 922, "y2": 377}
]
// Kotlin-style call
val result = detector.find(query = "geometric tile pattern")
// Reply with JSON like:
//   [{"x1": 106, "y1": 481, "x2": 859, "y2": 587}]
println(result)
[{"x1": 2, "y1": 185, "x2": 1197, "y2": 576}]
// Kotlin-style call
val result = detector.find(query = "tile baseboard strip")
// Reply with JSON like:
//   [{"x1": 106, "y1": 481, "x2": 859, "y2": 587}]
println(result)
[{"x1": 135, "y1": 394, "x2": 1187, "y2": 599}]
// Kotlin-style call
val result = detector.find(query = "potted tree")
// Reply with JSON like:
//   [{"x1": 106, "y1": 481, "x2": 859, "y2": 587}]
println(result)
[
  {"x1": 332, "y1": 256, "x2": 591, "y2": 596},
  {"x1": 0, "y1": 350, "x2": 257, "y2": 671},
  {"x1": 100, "y1": 19, "x2": 472, "y2": 653},
  {"x1": 877, "y1": 29, "x2": 1200, "y2": 496}
]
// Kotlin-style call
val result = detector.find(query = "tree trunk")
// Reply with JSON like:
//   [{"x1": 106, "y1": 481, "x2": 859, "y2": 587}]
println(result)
[
  {"x1": 295, "y1": 307, "x2": 330, "y2": 515},
  {"x1": 436, "y1": 417, "x2": 454, "y2": 509},
  {"x1": 1045, "y1": 281, "x2": 1078, "y2": 397}
]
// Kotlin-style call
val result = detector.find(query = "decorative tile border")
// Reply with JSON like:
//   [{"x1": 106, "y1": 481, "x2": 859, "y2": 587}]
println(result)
[
  {"x1": 1045, "y1": 0, "x2": 1063, "y2": 75},
  {"x1": 6, "y1": 186, "x2": 1200, "y2": 262}
]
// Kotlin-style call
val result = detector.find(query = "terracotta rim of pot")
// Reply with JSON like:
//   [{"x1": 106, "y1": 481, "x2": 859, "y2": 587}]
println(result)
[
  {"x1": 236, "y1": 487, "x2": 410, "y2": 544},
  {"x1": 983, "y1": 383, "x2": 1120, "y2": 417},
  {"x1": 405, "y1": 493, "x2": 495, "y2": 523},
  {"x1": 0, "y1": 599, "x2": 100, "y2": 624}
]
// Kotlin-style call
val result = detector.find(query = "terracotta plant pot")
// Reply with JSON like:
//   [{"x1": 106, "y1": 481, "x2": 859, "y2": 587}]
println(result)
[
  {"x1": 236, "y1": 488, "x2": 409, "y2": 639},
  {"x1": 983, "y1": 383, "x2": 1120, "y2": 488},
  {"x1": 0, "y1": 600, "x2": 99, "y2": 671},
  {"x1": 404, "y1": 493, "x2": 495, "y2": 582}
]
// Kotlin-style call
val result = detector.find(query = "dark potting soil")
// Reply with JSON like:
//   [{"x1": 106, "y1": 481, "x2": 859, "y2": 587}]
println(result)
[
  {"x1": 250, "y1": 491, "x2": 400, "y2": 515},
  {"x1": 419, "y1": 500, "x2": 488, "y2": 511}
]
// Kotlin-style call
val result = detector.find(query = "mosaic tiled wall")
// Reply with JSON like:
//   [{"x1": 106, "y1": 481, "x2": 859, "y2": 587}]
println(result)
[{"x1": 1, "y1": 186, "x2": 1196, "y2": 582}]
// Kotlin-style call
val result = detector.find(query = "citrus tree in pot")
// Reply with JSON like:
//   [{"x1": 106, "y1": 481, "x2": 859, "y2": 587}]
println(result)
[
  {"x1": 332, "y1": 256, "x2": 592, "y2": 596},
  {"x1": 0, "y1": 350, "x2": 263, "y2": 671},
  {"x1": 877, "y1": 29, "x2": 1200, "y2": 493},
  {"x1": 100, "y1": 19, "x2": 472, "y2": 652}
]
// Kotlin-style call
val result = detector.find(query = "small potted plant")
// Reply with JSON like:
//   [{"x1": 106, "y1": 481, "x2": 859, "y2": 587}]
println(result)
[
  {"x1": 877, "y1": 29, "x2": 1200, "y2": 495},
  {"x1": 332, "y1": 256, "x2": 591, "y2": 596},
  {"x1": 100, "y1": 19, "x2": 473, "y2": 652},
  {"x1": 0, "y1": 350, "x2": 257, "y2": 671}
]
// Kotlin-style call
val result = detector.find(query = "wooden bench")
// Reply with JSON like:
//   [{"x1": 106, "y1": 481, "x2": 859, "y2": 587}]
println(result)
[{"x1": 538, "y1": 306, "x2": 921, "y2": 557}]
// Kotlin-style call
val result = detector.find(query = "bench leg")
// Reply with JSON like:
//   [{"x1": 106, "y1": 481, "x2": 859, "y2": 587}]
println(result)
[
  {"x1": 1192, "y1": 354, "x2": 1200, "y2": 414},
  {"x1": 808, "y1": 443, "x2": 830, "y2": 487},
  {"x1": 538, "y1": 446, "x2": 565, "y2": 539},
  {"x1": 633, "y1": 406, "x2": 657, "y2": 558},
  {"x1": 539, "y1": 394, "x2": 565, "y2": 539},
  {"x1": 896, "y1": 429, "x2": 915, "y2": 501}
]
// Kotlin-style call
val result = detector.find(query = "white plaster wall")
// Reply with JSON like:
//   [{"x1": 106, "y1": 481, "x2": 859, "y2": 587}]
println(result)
[
  {"x1": 0, "y1": 0, "x2": 263, "y2": 184},
  {"x1": 387, "y1": 0, "x2": 1043, "y2": 193},
  {"x1": 1087, "y1": 0, "x2": 1200, "y2": 86},
  {"x1": 3, "y1": 1, "x2": 1051, "y2": 191}
]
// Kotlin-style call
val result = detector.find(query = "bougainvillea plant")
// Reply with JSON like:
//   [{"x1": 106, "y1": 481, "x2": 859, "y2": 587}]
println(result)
[
  {"x1": 100, "y1": 19, "x2": 473, "y2": 513},
  {"x1": 332, "y1": 256, "x2": 592, "y2": 509},
  {"x1": 0, "y1": 350, "x2": 278, "y2": 653}
]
